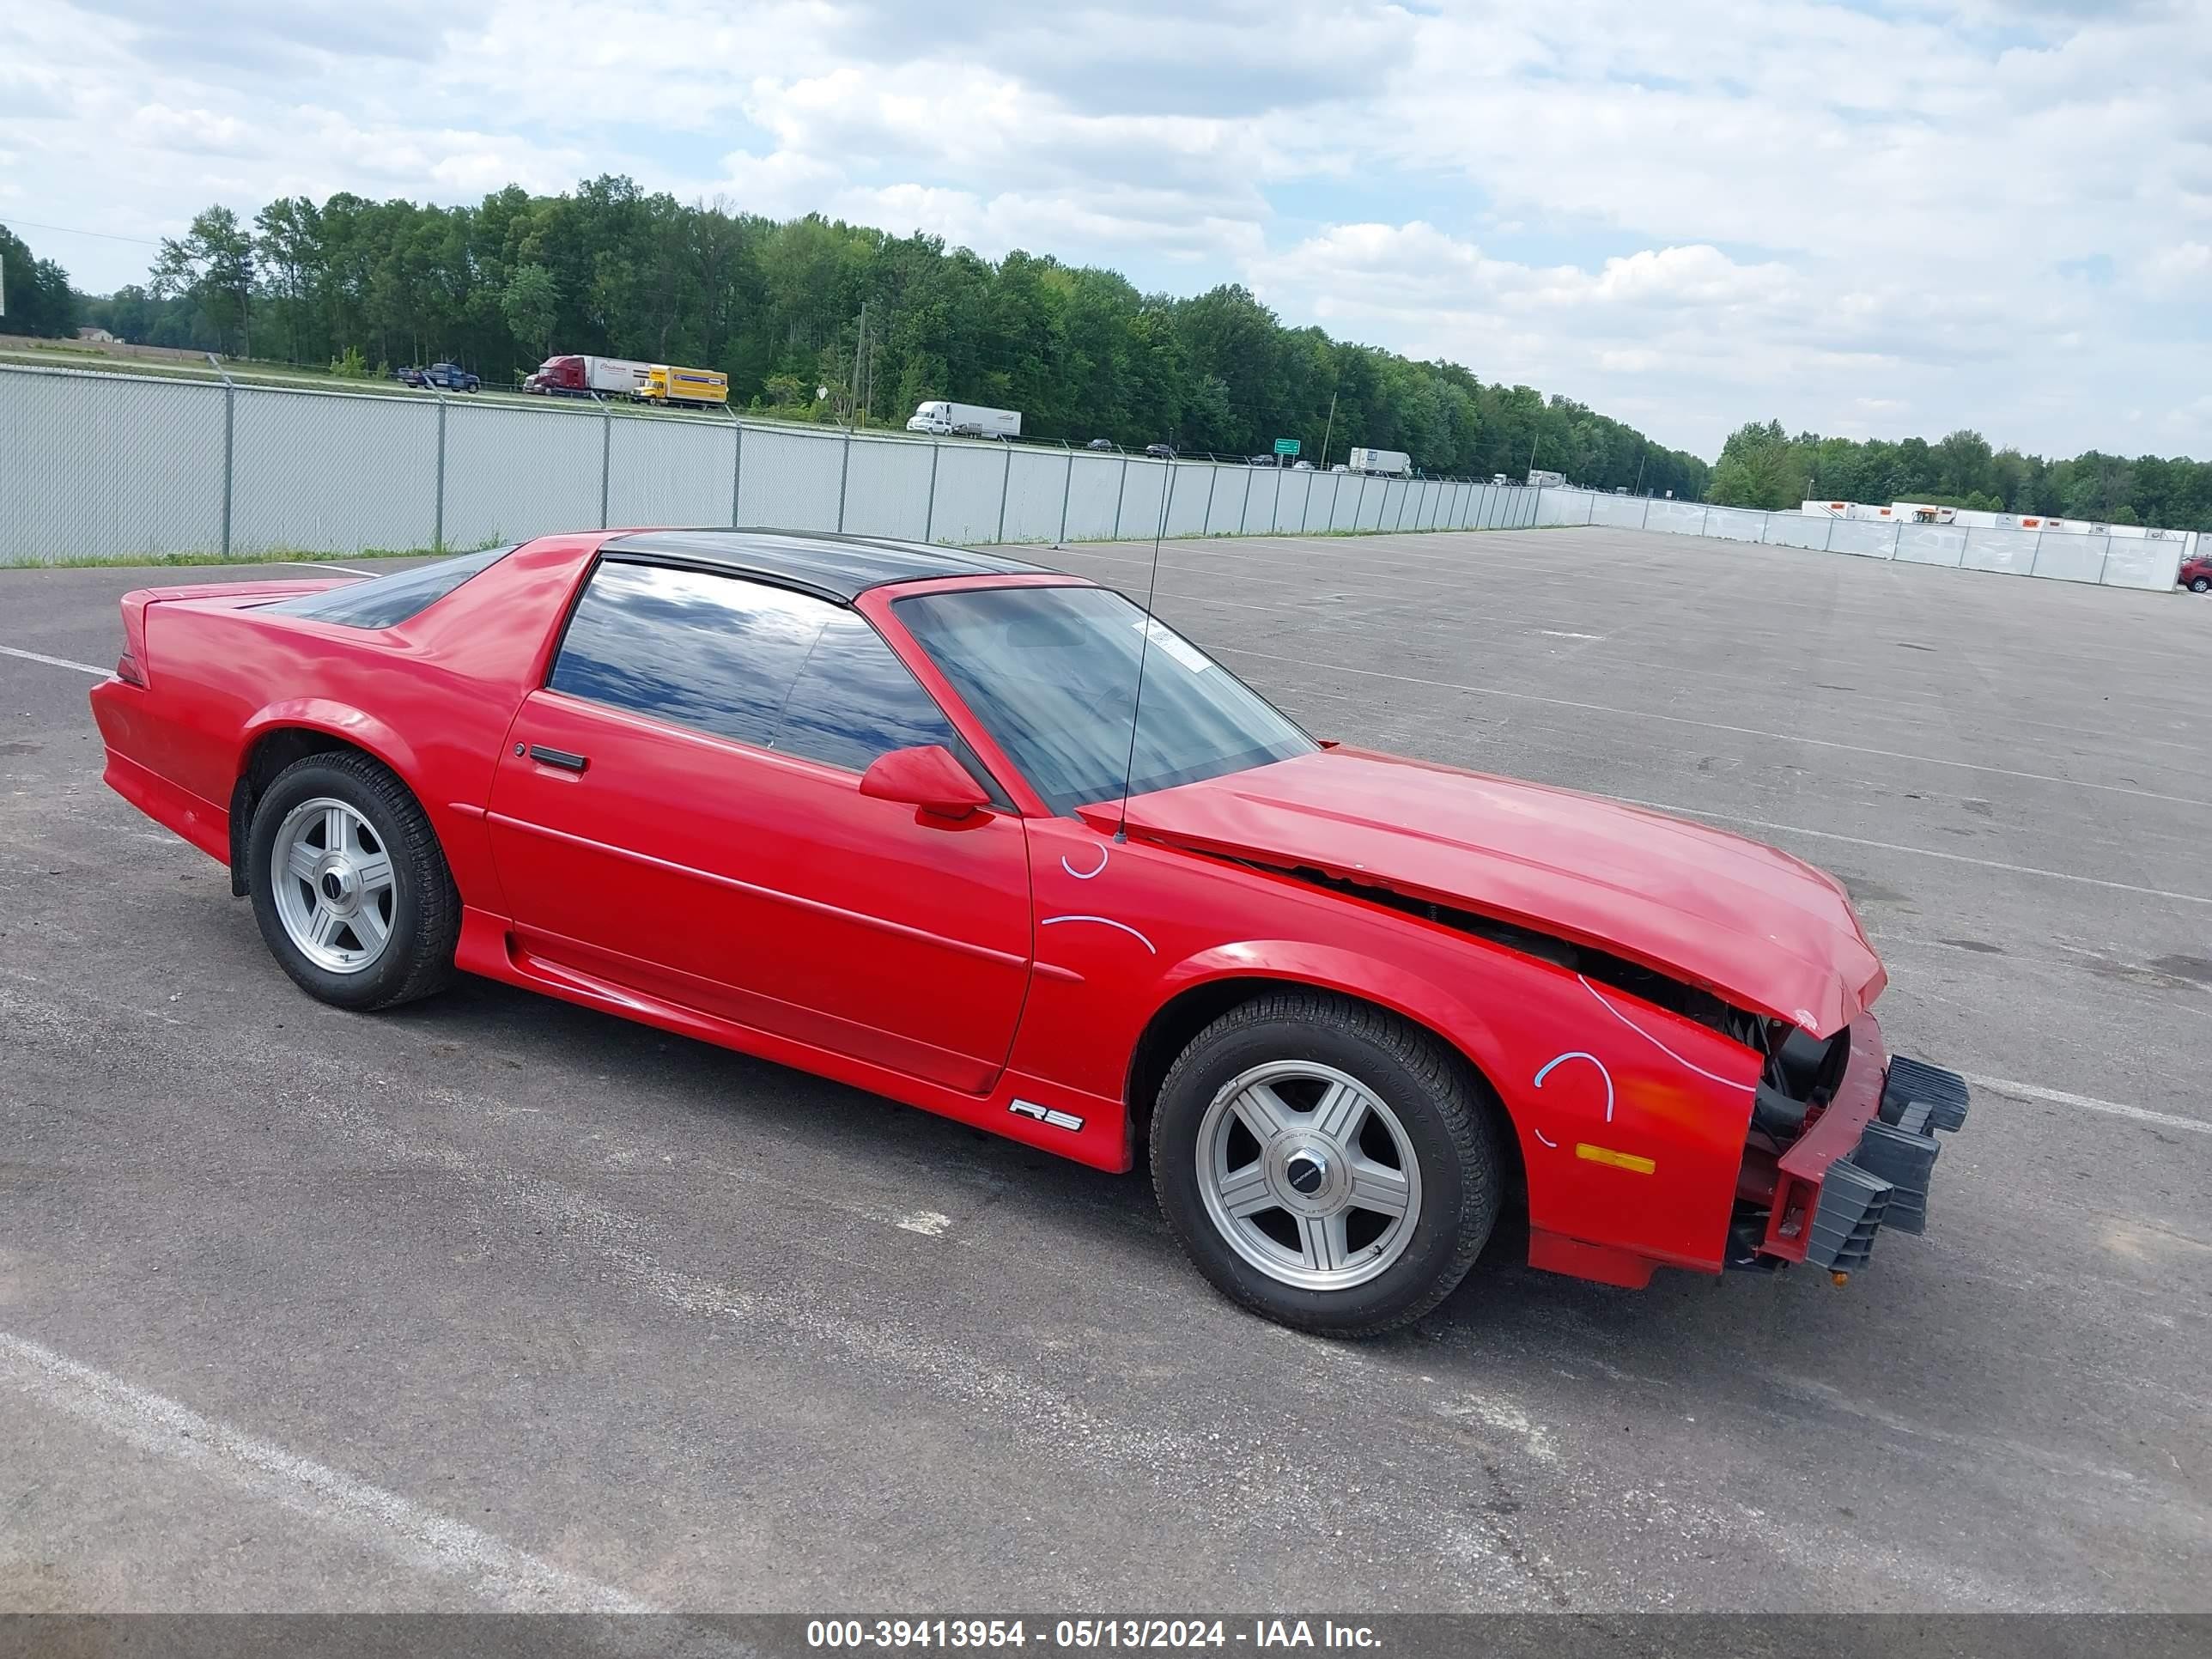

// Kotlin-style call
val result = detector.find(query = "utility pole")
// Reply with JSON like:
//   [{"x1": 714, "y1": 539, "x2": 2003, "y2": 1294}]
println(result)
[
  {"x1": 1317, "y1": 389, "x2": 1337, "y2": 471},
  {"x1": 1633, "y1": 451, "x2": 1646, "y2": 497},
  {"x1": 848, "y1": 300, "x2": 867, "y2": 431}
]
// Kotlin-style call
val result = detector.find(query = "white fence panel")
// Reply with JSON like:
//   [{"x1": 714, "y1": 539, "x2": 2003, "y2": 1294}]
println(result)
[
  {"x1": 1960, "y1": 526, "x2": 2040, "y2": 575},
  {"x1": 0, "y1": 368, "x2": 228, "y2": 562},
  {"x1": 445, "y1": 399, "x2": 603, "y2": 548},
  {"x1": 1354, "y1": 478, "x2": 1388, "y2": 531},
  {"x1": 2028, "y1": 533, "x2": 2105, "y2": 583},
  {"x1": 1238, "y1": 468, "x2": 1276, "y2": 532},
  {"x1": 234, "y1": 386, "x2": 438, "y2": 555},
  {"x1": 737, "y1": 426, "x2": 843, "y2": 533},
  {"x1": 2100, "y1": 536, "x2": 2185, "y2": 590},
  {"x1": 1002, "y1": 447, "x2": 1071, "y2": 543},
  {"x1": 1161, "y1": 463, "x2": 1212, "y2": 538},
  {"x1": 1895, "y1": 524, "x2": 1967, "y2": 567},
  {"x1": 1117, "y1": 459, "x2": 1170, "y2": 542},
  {"x1": 1706, "y1": 506, "x2": 1767, "y2": 543},
  {"x1": 1206, "y1": 466, "x2": 1249, "y2": 536},
  {"x1": 841, "y1": 435, "x2": 934, "y2": 541},
  {"x1": 927, "y1": 442, "x2": 1006, "y2": 545},
  {"x1": 605, "y1": 412, "x2": 732, "y2": 532},
  {"x1": 1534, "y1": 487, "x2": 1589, "y2": 526},
  {"x1": 1644, "y1": 500, "x2": 1706, "y2": 535},
  {"x1": 1064, "y1": 453, "x2": 1126, "y2": 540},
  {"x1": 1589, "y1": 493, "x2": 1646, "y2": 530},
  {"x1": 1760, "y1": 514, "x2": 1829, "y2": 550},
  {"x1": 1826, "y1": 520, "x2": 1899, "y2": 559},
  {"x1": 1309, "y1": 473, "x2": 1345, "y2": 526}
]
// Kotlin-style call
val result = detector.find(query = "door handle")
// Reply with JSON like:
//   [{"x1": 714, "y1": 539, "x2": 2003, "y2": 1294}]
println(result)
[{"x1": 527, "y1": 744, "x2": 588, "y2": 773}]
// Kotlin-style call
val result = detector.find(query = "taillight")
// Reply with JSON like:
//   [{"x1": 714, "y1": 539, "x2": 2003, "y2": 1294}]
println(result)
[{"x1": 115, "y1": 653, "x2": 145, "y2": 686}]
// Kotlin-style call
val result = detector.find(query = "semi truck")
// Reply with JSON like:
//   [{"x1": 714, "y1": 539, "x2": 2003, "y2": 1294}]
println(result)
[
  {"x1": 1347, "y1": 447, "x2": 1412, "y2": 477},
  {"x1": 634, "y1": 364, "x2": 729, "y2": 409},
  {"x1": 524, "y1": 355, "x2": 651, "y2": 398},
  {"x1": 906, "y1": 400, "x2": 1021, "y2": 439}
]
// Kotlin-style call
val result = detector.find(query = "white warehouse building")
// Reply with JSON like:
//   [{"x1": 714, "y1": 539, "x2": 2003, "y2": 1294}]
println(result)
[{"x1": 1801, "y1": 499, "x2": 2191, "y2": 544}]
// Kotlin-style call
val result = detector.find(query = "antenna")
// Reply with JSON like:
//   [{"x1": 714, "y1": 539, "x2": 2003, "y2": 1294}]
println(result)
[{"x1": 1112, "y1": 458, "x2": 1175, "y2": 842}]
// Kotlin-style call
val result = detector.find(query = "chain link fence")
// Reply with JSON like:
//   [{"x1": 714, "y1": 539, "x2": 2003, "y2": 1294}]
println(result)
[
  {"x1": 0, "y1": 364, "x2": 1542, "y2": 565},
  {"x1": 1533, "y1": 485, "x2": 2194, "y2": 592}
]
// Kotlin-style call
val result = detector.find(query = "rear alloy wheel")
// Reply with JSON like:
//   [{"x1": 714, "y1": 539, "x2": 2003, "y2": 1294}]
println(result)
[
  {"x1": 247, "y1": 750, "x2": 459, "y2": 1011},
  {"x1": 1151, "y1": 992, "x2": 1504, "y2": 1336},
  {"x1": 2191, "y1": 576, "x2": 2210, "y2": 592}
]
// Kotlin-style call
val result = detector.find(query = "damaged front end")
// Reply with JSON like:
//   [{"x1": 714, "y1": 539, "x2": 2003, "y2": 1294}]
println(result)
[{"x1": 1730, "y1": 1017, "x2": 1971, "y2": 1279}]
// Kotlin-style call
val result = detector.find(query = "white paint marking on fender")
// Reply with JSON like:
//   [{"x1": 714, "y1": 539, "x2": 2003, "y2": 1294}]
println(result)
[
  {"x1": 1533, "y1": 1050, "x2": 1617, "y2": 1123},
  {"x1": 1060, "y1": 844, "x2": 1110, "y2": 880},
  {"x1": 1038, "y1": 915, "x2": 1157, "y2": 953},
  {"x1": 1963, "y1": 1075, "x2": 2209, "y2": 1135},
  {"x1": 0, "y1": 1331, "x2": 658, "y2": 1612},
  {"x1": 896, "y1": 1211, "x2": 953, "y2": 1237},
  {"x1": 1577, "y1": 975, "x2": 1754, "y2": 1091},
  {"x1": 0, "y1": 643, "x2": 107, "y2": 676}
]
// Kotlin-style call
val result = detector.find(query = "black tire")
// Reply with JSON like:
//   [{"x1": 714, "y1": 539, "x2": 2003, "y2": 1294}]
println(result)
[
  {"x1": 1150, "y1": 991, "x2": 1504, "y2": 1337},
  {"x1": 246, "y1": 750, "x2": 459, "y2": 1011},
  {"x1": 2191, "y1": 577, "x2": 2209, "y2": 592}
]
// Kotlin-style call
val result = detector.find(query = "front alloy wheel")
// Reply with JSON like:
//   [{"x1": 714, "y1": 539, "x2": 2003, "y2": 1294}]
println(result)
[
  {"x1": 1196, "y1": 1060, "x2": 1423, "y2": 1291},
  {"x1": 1152, "y1": 991, "x2": 1504, "y2": 1337}
]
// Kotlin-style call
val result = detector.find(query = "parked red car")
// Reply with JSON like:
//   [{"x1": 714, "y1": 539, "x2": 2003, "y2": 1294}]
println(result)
[
  {"x1": 2179, "y1": 553, "x2": 2211, "y2": 592},
  {"x1": 88, "y1": 532, "x2": 1966, "y2": 1334}
]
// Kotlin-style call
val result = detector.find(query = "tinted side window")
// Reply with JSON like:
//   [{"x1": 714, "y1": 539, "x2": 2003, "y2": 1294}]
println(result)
[
  {"x1": 549, "y1": 561, "x2": 831, "y2": 747},
  {"x1": 261, "y1": 546, "x2": 512, "y2": 629},
  {"x1": 776, "y1": 614, "x2": 960, "y2": 773}
]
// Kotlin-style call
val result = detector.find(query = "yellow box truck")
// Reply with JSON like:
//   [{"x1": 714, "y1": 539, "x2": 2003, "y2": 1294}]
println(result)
[{"x1": 635, "y1": 364, "x2": 729, "y2": 410}]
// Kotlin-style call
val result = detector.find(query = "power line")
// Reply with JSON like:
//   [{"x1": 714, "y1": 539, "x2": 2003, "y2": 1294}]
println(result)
[{"x1": 1, "y1": 216, "x2": 167, "y2": 247}]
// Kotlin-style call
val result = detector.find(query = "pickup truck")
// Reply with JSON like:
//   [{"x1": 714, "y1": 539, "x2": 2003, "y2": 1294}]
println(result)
[{"x1": 398, "y1": 362, "x2": 481, "y2": 392}]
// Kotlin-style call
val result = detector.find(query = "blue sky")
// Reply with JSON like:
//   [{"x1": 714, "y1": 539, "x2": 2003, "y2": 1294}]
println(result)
[{"x1": 3, "y1": 0, "x2": 2208, "y2": 459}]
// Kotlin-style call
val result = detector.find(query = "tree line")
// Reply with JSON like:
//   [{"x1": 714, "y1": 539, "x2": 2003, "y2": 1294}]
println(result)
[
  {"x1": 14, "y1": 178, "x2": 1709, "y2": 495},
  {"x1": 0, "y1": 225, "x2": 82, "y2": 338},
  {"x1": 1707, "y1": 418, "x2": 2212, "y2": 532}
]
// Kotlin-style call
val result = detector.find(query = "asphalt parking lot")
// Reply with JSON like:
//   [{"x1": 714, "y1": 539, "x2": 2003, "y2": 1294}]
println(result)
[{"x1": 1, "y1": 524, "x2": 2206, "y2": 1615}]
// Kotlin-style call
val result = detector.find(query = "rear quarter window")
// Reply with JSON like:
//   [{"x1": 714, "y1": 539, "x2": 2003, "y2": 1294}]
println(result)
[{"x1": 260, "y1": 547, "x2": 513, "y2": 629}]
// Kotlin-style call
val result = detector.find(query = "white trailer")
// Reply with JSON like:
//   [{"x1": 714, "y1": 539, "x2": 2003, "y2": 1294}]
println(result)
[
  {"x1": 907, "y1": 400, "x2": 1022, "y2": 439},
  {"x1": 1348, "y1": 447, "x2": 1412, "y2": 477}
]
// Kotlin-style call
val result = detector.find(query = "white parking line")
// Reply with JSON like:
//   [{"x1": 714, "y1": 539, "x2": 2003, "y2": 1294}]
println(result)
[
  {"x1": 0, "y1": 642, "x2": 107, "y2": 676},
  {"x1": 1218, "y1": 646, "x2": 2212, "y2": 810},
  {"x1": 0, "y1": 1331, "x2": 659, "y2": 1612},
  {"x1": 1964, "y1": 1075, "x2": 2210, "y2": 1135},
  {"x1": 1610, "y1": 794, "x2": 2212, "y2": 907}
]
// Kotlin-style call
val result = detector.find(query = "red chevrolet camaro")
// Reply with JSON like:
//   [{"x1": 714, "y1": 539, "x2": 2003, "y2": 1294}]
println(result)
[{"x1": 89, "y1": 531, "x2": 1968, "y2": 1334}]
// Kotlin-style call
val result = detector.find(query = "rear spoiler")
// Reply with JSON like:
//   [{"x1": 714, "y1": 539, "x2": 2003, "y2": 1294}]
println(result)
[{"x1": 117, "y1": 579, "x2": 346, "y2": 684}]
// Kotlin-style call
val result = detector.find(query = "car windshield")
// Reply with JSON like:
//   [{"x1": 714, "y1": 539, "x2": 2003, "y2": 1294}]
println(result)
[{"x1": 895, "y1": 584, "x2": 1313, "y2": 816}]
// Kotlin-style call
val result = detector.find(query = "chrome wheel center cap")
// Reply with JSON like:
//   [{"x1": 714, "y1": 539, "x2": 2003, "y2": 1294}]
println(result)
[
  {"x1": 1285, "y1": 1150, "x2": 1328, "y2": 1196},
  {"x1": 319, "y1": 862, "x2": 358, "y2": 909}
]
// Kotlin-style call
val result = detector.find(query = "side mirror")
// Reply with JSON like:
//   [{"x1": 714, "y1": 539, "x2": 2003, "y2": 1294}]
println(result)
[{"x1": 858, "y1": 744, "x2": 993, "y2": 821}]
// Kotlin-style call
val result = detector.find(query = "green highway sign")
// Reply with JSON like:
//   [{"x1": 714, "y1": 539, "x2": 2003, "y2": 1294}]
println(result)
[{"x1": 1273, "y1": 437, "x2": 1300, "y2": 455}]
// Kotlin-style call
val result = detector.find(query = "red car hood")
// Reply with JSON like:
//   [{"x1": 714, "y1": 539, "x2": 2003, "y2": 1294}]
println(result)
[{"x1": 1085, "y1": 746, "x2": 1885, "y2": 1037}]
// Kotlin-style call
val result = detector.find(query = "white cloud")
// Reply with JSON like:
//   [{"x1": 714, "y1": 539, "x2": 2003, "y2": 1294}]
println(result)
[
  {"x1": 2136, "y1": 240, "x2": 2211, "y2": 297},
  {"x1": 1, "y1": 0, "x2": 2206, "y2": 458}
]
